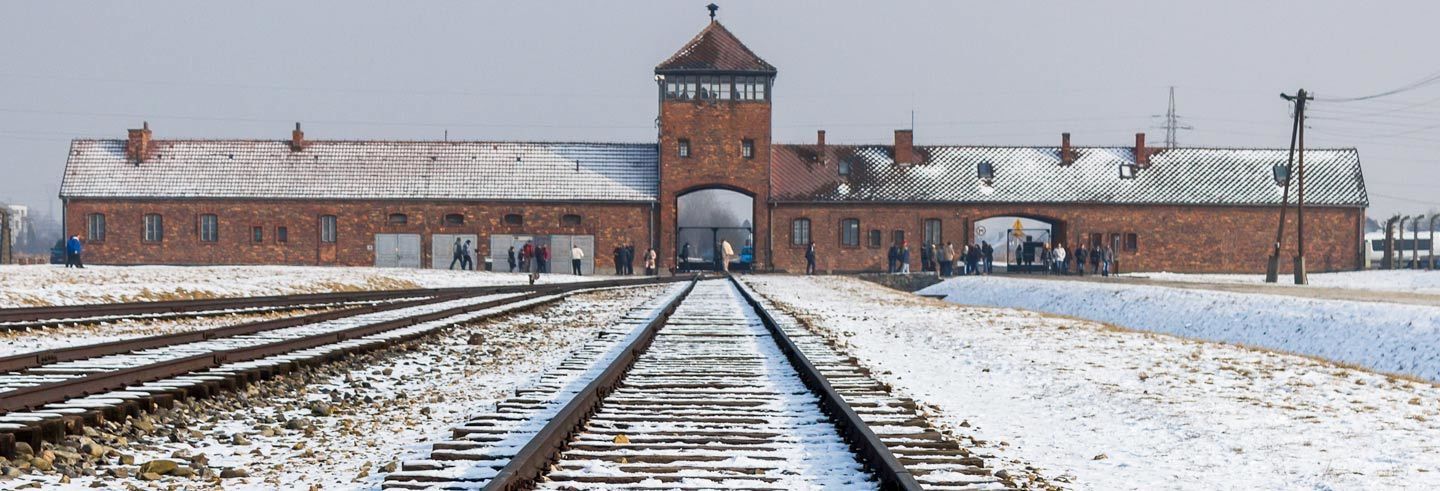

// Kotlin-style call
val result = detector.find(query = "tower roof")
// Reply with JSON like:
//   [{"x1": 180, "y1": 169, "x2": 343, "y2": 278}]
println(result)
[{"x1": 656, "y1": 21, "x2": 775, "y2": 74}]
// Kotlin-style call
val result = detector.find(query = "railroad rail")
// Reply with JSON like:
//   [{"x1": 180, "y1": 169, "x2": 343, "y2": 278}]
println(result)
[
  {"x1": 384, "y1": 278, "x2": 1009, "y2": 491},
  {"x1": 0, "y1": 275, "x2": 691, "y2": 457},
  {"x1": 0, "y1": 279, "x2": 642, "y2": 329}
]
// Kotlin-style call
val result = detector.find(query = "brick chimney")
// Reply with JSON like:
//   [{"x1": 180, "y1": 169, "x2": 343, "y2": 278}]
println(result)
[
  {"x1": 126, "y1": 122, "x2": 152, "y2": 164},
  {"x1": 894, "y1": 129, "x2": 915, "y2": 165},
  {"x1": 815, "y1": 129, "x2": 827, "y2": 164},
  {"x1": 1060, "y1": 132, "x2": 1074, "y2": 166},
  {"x1": 290, "y1": 122, "x2": 305, "y2": 151},
  {"x1": 1134, "y1": 132, "x2": 1150, "y2": 168}
]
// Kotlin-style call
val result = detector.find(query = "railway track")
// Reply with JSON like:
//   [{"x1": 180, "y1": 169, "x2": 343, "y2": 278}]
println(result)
[
  {"x1": 385, "y1": 278, "x2": 1009, "y2": 491},
  {"x1": 0, "y1": 281, "x2": 618, "y2": 330},
  {"x1": 0, "y1": 276, "x2": 690, "y2": 458}
]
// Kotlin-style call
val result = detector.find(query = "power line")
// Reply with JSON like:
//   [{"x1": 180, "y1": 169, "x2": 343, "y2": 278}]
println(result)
[
  {"x1": 1150, "y1": 86, "x2": 1193, "y2": 148},
  {"x1": 1315, "y1": 68, "x2": 1440, "y2": 102}
]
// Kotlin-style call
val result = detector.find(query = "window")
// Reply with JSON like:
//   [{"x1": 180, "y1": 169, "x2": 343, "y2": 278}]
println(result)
[
  {"x1": 277, "y1": 226, "x2": 288, "y2": 244},
  {"x1": 387, "y1": 213, "x2": 408, "y2": 225},
  {"x1": 504, "y1": 213, "x2": 524, "y2": 226},
  {"x1": 923, "y1": 219, "x2": 942, "y2": 245},
  {"x1": 443, "y1": 213, "x2": 465, "y2": 226},
  {"x1": 86, "y1": 214, "x2": 106, "y2": 242},
  {"x1": 199, "y1": 214, "x2": 218, "y2": 242},
  {"x1": 791, "y1": 218, "x2": 811, "y2": 245},
  {"x1": 1124, "y1": 233, "x2": 1138, "y2": 252},
  {"x1": 319, "y1": 215, "x2": 337, "y2": 243},
  {"x1": 892, "y1": 230, "x2": 906, "y2": 245},
  {"x1": 143, "y1": 214, "x2": 164, "y2": 242},
  {"x1": 977, "y1": 161, "x2": 995, "y2": 182},
  {"x1": 1273, "y1": 163, "x2": 1291, "y2": 186},
  {"x1": 733, "y1": 76, "x2": 769, "y2": 101},
  {"x1": 251, "y1": 226, "x2": 263, "y2": 243},
  {"x1": 1120, "y1": 163, "x2": 1137, "y2": 179},
  {"x1": 561, "y1": 214, "x2": 582, "y2": 226},
  {"x1": 678, "y1": 139, "x2": 691, "y2": 158},
  {"x1": 868, "y1": 230, "x2": 882, "y2": 248},
  {"x1": 1089, "y1": 232, "x2": 1103, "y2": 248},
  {"x1": 1109, "y1": 233, "x2": 1122, "y2": 250},
  {"x1": 840, "y1": 219, "x2": 860, "y2": 247},
  {"x1": 742, "y1": 139, "x2": 754, "y2": 159}
]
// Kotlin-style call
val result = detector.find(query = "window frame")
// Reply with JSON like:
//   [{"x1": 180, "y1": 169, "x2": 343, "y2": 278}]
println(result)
[
  {"x1": 251, "y1": 226, "x2": 264, "y2": 244},
  {"x1": 840, "y1": 219, "x2": 860, "y2": 247},
  {"x1": 923, "y1": 219, "x2": 943, "y2": 246},
  {"x1": 1120, "y1": 163, "x2": 1138, "y2": 179},
  {"x1": 867, "y1": 229, "x2": 882, "y2": 249},
  {"x1": 503, "y1": 213, "x2": 524, "y2": 226},
  {"x1": 143, "y1": 214, "x2": 164, "y2": 243},
  {"x1": 892, "y1": 229, "x2": 906, "y2": 246},
  {"x1": 319, "y1": 215, "x2": 337, "y2": 244},
  {"x1": 198, "y1": 214, "x2": 219, "y2": 243},
  {"x1": 1124, "y1": 233, "x2": 1138, "y2": 252},
  {"x1": 86, "y1": 213, "x2": 106, "y2": 243},
  {"x1": 443, "y1": 213, "x2": 465, "y2": 226},
  {"x1": 276, "y1": 226, "x2": 289, "y2": 244},
  {"x1": 387, "y1": 213, "x2": 408, "y2": 225},
  {"x1": 678, "y1": 138, "x2": 691, "y2": 158},
  {"x1": 561, "y1": 214, "x2": 583, "y2": 227},
  {"x1": 742, "y1": 139, "x2": 754, "y2": 159},
  {"x1": 791, "y1": 218, "x2": 812, "y2": 246}
]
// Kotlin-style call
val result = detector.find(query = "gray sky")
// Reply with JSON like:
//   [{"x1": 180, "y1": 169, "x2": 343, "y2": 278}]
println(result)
[{"x1": 2, "y1": 0, "x2": 1437, "y2": 220}]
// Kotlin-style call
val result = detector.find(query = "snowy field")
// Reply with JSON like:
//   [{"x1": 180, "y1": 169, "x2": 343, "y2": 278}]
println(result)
[
  {"x1": 15, "y1": 285, "x2": 667, "y2": 490},
  {"x1": 0, "y1": 265, "x2": 603, "y2": 307},
  {"x1": 747, "y1": 275, "x2": 1440, "y2": 490},
  {"x1": 921, "y1": 275, "x2": 1440, "y2": 381},
  {"x1": 1124, "y1": 269, "x2": 1440, "y2": 295}
]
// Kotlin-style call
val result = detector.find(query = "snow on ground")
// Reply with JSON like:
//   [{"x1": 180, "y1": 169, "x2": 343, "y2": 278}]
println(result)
[
  {"x1": 15, "y1": 285, "x2": 667, "y2": 490},
  {"x1": 0, "y1": 308, "x2": 332, "y2": 357},
  {"x1": 1124, "y1": 269, "x2": 1440, "y2": 295},
  {"x1": 0, "y1": 264, "x2": 605, "y2": 307},
  {"x1": 746, "y1": 275, "x2": 1440, "y2": 491},
  {"x1": 921, "y1": 275, "x2": 1440, "y2": 381}
]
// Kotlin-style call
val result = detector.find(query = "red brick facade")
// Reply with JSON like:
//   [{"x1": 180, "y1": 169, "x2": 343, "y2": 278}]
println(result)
[
  {"x1": 769, "y1": 203, "x2": 1365, "y2": 274},
  {"x1": 65, "y1": 199, "x2": 651, "y2": 269}
]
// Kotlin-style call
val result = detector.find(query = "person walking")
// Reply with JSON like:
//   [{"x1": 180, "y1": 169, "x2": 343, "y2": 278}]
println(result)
[
  {"x1": 1014, "y1": 244, "x2": 1024, "y2": 273},
  {"x1": 679, "y1": 242, "x2": 691, "y2": 272},
  {"x1": 521, "y1": 242, "x2": 534, "y2": 273},
  {"x1": 462, "y1": 240, "x2": 475, "y2": 270},
  {"x1": 1040, "y1": 244, "x2": 1053, "y2": 275},
  {"x1": 449, "y1": 237, "x2": 465, "y2": 270},
  {"x1": 65, "y1": 235, "x2": 84, "y2": 268},
  {"x1": 1090, "y1": 245, "x2": 1101, "y2": 275},
  {"x1": 982, "y1": 241, "x2": 994, "y2": 274},
  {"x1": 887, "y1": 243, "x2": 898, "y2": 273},
  {"x1": 805, "y1": 242, "x2": 817, "y2": 275},
  {"x1": 720, "y1": 239, "x2": 734, "y2": 273},
  {"x1": 1074, "y1": 244, "x2": 1086, "y2": 276},
  {"x1": 966, "y1": 243, "x2": 980, "y2": 276},
  {"x1": 898, "y1": 241, "x2": 911, "y2": 273},
  {"x1": 507, "y1": 246, "x2": 517, "y2": 273},
  {"x1": 542, "y1": 245, "x2": 553, "y2": 273},
  {"x1": 644, "y1": 248, "x2": 657, "y2": 275},
  {"x1": 1102, "y1": 246, "x2": 1114, "y2": 277},
  {"x1": 571, "y1": 243, "x2": 585, "y2": 275},
  {"x1": 1054, "y1": 243, "x2": 1067, "y2": 275}
]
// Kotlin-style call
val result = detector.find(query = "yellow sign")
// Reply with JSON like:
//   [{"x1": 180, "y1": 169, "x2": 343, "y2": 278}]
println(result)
[{"x1": 1012, "y1": 219, "x2": 1025, "y2": 238}]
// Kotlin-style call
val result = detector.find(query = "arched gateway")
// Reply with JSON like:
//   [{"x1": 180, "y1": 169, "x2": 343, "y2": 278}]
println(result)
[{"x1": 676, "y1": 188, "x2": 755, "y2": 271}]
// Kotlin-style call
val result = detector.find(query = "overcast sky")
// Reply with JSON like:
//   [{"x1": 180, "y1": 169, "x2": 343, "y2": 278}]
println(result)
[{"x1": 2, "y1": 1, "x2": 1437, "y2": 220}]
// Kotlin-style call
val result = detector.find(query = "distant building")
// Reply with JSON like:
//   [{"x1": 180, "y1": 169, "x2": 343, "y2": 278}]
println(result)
[{"x1": 58, "y1": 16, "x2": 1368, "y2": 273}]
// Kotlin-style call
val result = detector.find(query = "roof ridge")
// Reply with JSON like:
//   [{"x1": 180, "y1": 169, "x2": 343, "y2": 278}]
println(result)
[
  {"x1": 655, "y1": 20, "x2": 775, "y2": 73},
  {"x1": 773, "y1": 143, "x2": 1359, "y2": 151}
]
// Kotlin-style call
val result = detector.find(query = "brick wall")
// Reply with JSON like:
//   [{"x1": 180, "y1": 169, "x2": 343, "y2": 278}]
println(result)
[
  {"x1": 64, "y1": 199, "x2": 653, "y2": 268},
  {"x1": 658, "y1": 99, "x2": 772, "y2": 270},
  {"x1": 771, "y1": 202, "x2": 1365, "y2": 274}
]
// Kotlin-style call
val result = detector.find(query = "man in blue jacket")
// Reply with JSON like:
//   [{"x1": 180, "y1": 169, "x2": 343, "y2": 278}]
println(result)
[{"x1": 65, "y1": 235, "x2": 84, "y2": 269}]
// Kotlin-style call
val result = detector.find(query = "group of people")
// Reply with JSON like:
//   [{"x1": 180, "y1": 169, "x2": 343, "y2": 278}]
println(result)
[
  {"x1": 1016, "y1": 242, "x2": 1116, "y2": 276},
  {"x1": 679, "y1": 240, "x2": 736, "y2": 273},
  {"x1": 883, "y1": 241, "x2": 994, "y2": 276},
  {"x1": 505, "y1": 242, "x2": 553, "y2": 274},
  {"x1": 64, "y1": 235, "x2": 84, "y2": 268},
  {"x1": 612, "y1": 244, "x2": 659, "y2": 276},
  {"x1": 448, "y1": 238, "x2": 475, "y2": 270}
]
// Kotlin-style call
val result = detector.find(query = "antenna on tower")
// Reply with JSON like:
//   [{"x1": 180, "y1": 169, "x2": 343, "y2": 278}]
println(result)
[{"x1": 1152, "y1": 86, "x2": 1193, "y2": 148}]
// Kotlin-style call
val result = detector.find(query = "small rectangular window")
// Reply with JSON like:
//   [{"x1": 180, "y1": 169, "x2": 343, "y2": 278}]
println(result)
[
  {"x1": 561, "y1": 214, "x2": 582, "y2": 226},
  {"x1": 443, "y1": 213, "x2": 465, "y2": 226},
  {"x1": 251, "y1": 226, "x2": 263, "y2": 243},
  {"x1": 868, "y1": 229, "x2": 882, "y2": 249},
  {"x1": 678, "y1": 139, "x2": 691, "y2": 158},
  {"x1": 387, "y1": 213, "x2": 408, "y2": 225},
  {"x1": 1089, "y1": 232, "x2": 1103, "y2": 248},
  {"x1": 199, "y1": 214, "x2": 218, "y2": 243},
  {"x1": 742, "y1": 139, "x2": 754, "y2": 159},
  {"x1": 277, "y1": 226, "x2": 289, "y2": 244},
  {"x1": 840, "y1": 219, "x2": 860, "y2": 247},
  {"x1": 320, "y1": 215, "x2": 337, "y2": 243},
  {"x1": 143, "y1": 214, "x2": 164, "y2": 242},
  {"x1": 1124, "y1": 233, "x2": 1138, "y2": 252},
  {"x1": 892, "y1": 230, "x2": 905, "y2": 246},
  {"x1": 923, "y1": 219, "x2": 942, "y2": 245},
  {"x1": 1120, "y1": 163, "x2": 1137, "y2": 179},
  {"x1": 792, "y1": 218, "x2": 811, "y2": 246},
  {"x1": 87, "y1": 214, "x2": 106, "y2": 242},
  {"x1": 504, "y1": 213, "x2": 524, "y2": 226}
]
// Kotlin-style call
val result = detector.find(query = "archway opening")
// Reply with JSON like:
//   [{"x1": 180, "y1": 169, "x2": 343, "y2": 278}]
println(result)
[
  {"x1": 676, "y1": 188, "x2": 754, "y2": 272},
  {"x1": 973, "y1": 215, "x2": 1066, "y2": 273}
]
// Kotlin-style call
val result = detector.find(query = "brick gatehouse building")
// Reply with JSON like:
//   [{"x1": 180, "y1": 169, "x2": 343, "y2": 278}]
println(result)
[{"x1": 60, "y1": 18, "x2": 1368, "y2": 274}]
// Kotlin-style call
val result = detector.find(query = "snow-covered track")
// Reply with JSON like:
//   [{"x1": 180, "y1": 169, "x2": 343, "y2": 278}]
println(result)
[
  {"x1": 385, "y1": 278, "x2": 1002, "y2": 490},
  {"x1": 0, "y1": 276, "x2": 691, "y2": 458},
  {"x1": 0, "y1": 279, "x2": 630, "y2": 330}
]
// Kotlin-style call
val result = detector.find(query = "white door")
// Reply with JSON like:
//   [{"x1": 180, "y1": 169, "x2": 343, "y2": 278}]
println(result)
[
  {"x1": 548, "y1": 235, "x2": 595, "y2": 275},
  {"x1": 431, "y1": 234, "x2": 479, "y2": 269},
  {"x1": 490, "y1": 235, "x2": 532, "y2": 273},
  {"x1": 375, "y1": 234, "x2": 421, "y2": 268}
]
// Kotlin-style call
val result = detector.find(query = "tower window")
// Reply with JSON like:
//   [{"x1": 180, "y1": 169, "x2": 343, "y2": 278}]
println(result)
[
  {"x1": 742, "y1": 139, "x2": 754, "y2": 159},
  {"x1": 678, "y1": 139, "x2": 691, "y2": 158}
]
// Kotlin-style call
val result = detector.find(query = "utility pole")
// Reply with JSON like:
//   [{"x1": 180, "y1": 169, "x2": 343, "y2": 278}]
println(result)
[
  {"x1": 1265, "y1": 91, "x2": 1303, "y2": 283},
  {"x1": 1282, "y1": 89, "x2": 1314, "y2": 285}
]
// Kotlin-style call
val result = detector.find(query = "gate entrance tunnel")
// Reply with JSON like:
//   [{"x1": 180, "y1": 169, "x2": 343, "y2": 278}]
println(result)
[
  {"x1": 972, "y1": 216, "x2": 1065, "y2": 273},
  {"x1": 676, "y1": 189, "x2": 754, "y2": 272}
]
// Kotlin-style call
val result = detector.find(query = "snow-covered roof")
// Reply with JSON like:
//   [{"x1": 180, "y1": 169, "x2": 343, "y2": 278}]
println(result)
[
  {"x1": 772, "y1": 144, "x2": 1368, "y2": 207},
  {"x1": 60, "y1": 140, "x2": 659, "y2": 202}
]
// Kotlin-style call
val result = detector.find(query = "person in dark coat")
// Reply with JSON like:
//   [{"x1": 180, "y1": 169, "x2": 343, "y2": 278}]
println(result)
[
  {"x1": 521, "y1": 242, "x2": 534, "y2": 273},
  {"x1": 539, "y1": 245, "x2": 551, "y2": 273},
  {"x1": 1074, "y1": 244, "x2": 1086, "y2": 276},
  {"x1": 1014, "y1": 244, "x2": 1024, "y2": 273},
  {"x1": 966, "y1": 243, "x2": 981, "y2": 275},
  {"x1": 65, "y1": 235, "x2": 84, "y2": 268},
  {"x1": 1090, "y1": 246, "x2": 1101, "y2": 275},
  {"x1": 448, "y1": 237, "x2": 465, "y2": 270},
  {"x1": 887, "y1": 244, "x2": 898, "y2": 273},
  {"x1": 981, "y1": 241, "x2": 994, "y2": 274},
  {"x1": 920, "y1": 243, "x2": 933, "y2": 273},
  {"x1": 804, "y1": 242, "x2": 817, "y2": 275},
  {"x1": 679, "y1": 242, "x2": 691, "y2": 271},
  {"x1": 507, "y1": 246, "x2": 516, "y2": 272},
  {"x1": 626, "y1": 244, "x2": 636, "y2": 275},
  {"x1": 461, "y1": 240, "x2": 474, "y2": 270},
  {"x1": 613, "y1": 245, "x2": 625, "y2": 275}
]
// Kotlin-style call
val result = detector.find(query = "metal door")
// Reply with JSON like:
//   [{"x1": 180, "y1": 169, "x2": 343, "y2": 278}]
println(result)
[
  {"x1": 490, "y1": 235, "x2": 533, "y2": 273},
  {"x1": 374, "y1": 234, "x2": 421, "y2": 268},
  {"x1": 549, "y1": 235, "x2": 595, "y2": 275},
  {"x1": 431, "y1": 234, "x2": 479, "y2": 269}
]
